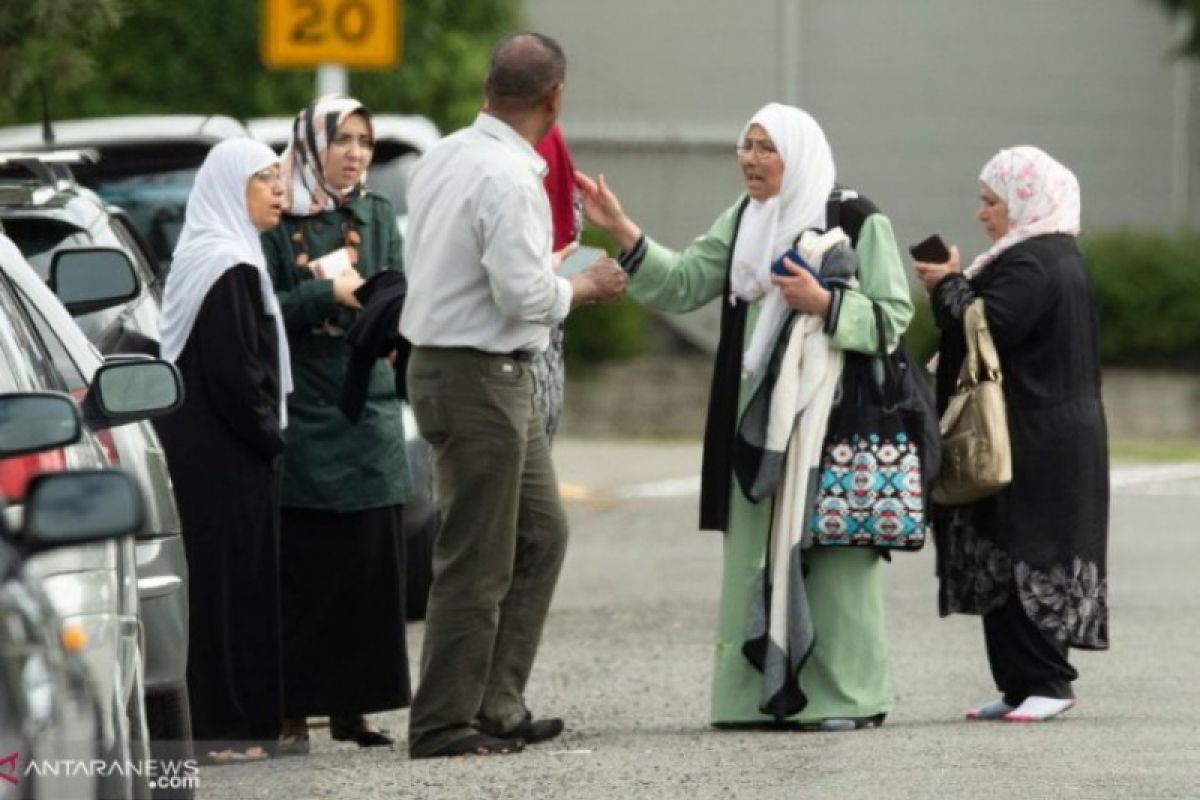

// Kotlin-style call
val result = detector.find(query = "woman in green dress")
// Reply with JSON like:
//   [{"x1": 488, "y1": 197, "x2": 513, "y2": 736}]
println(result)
[
  {"x1": 261, "y1": 97, "x2": 412, "y2": 752},
  {"x1": 576, "y1": 103, "x2": 912, "y2": 729}
]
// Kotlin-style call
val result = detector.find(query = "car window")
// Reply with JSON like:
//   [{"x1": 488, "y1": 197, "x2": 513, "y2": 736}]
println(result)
[
  {"x1": 2, "y1": 216, "x2": 128, "y2": 345},
  {"x1": 109, "y1": 214, "x2": 161, "y2": 283},
  {"x1": 0, "y1": 218, "x2": 90, "y2": 281},
  {"x1": 11, "y1": 282, "x2": 87, "y2": 393},
  {"x1": 93, "y1": 168, "x2": 196, "y2": 265},
  {"x1": 0, "y1": 274, "x2": 66, "y2": 392}
]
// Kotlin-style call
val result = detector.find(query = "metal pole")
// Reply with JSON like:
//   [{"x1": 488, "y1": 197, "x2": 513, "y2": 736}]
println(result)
[
  {"x1": 315, "y1": 63, "x2": 349, "y2": 98},
  {"x1": 779, "y1": 0, "x2": 803, "y2": 106}
]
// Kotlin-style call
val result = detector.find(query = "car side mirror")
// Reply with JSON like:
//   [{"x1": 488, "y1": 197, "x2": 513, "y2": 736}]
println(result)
[
  {"x1": 81, "y1": 359, "x2": 184, "y2": 430},
  {"x1": 0, "y1": 392, "x2": 82, "y2": 458},
  {"x1": 21, "y1": 470, "x2": 144, "y2": 553},
  {"x1": 48, "y1": 247, "x2": 140, "y2": 315}
]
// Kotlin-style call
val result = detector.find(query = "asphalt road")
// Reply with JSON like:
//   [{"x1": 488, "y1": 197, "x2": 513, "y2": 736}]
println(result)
[{"x1": 201, "y1": 439, "x2": 1200, "y2": 800}]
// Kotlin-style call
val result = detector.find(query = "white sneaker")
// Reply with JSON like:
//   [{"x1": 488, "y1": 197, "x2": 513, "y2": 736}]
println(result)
[
  {"x1": 1002, "y1": 696, "x2": 1076, "y2": 722},
  {"x1": 965, "y1": 698, "x2": 1014, "y2": 721}
]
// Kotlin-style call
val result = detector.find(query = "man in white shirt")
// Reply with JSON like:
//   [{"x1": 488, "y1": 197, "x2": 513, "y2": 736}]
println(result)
[{"x1": 401, "y1": 32, "x2": 628, "y2": 759}]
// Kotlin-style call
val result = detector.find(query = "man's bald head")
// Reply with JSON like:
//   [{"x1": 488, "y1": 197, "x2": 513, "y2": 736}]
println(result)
[{"x1": 485, "y1": 33, "x2": 566, "y2": 115}]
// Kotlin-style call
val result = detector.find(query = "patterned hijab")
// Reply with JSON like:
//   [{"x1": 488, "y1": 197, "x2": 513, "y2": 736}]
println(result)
[
  {"x1": 966, "y1": 146, "x2": 1081, "y2": 278},
  {"x1": 279, "y1": 96, "x2": 374, "y2": 217}
]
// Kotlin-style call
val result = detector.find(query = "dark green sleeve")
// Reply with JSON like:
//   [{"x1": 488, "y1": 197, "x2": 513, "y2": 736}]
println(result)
[{"x1": 262, "y1": 225, "x2": 338, "y2": 331}]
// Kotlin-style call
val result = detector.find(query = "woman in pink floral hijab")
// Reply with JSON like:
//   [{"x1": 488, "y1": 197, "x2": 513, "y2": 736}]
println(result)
[
  {"x1": 915, "y1": 146, "x2": 1109, "y2": 725},
  {"x1": 965, "y1": 146, "x2": 1082, "y2": 278}
]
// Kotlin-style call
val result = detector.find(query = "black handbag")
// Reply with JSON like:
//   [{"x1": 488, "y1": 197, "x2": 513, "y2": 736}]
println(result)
[{"x1": 809, "y1": 304, "x2": 940, "y2": 551}]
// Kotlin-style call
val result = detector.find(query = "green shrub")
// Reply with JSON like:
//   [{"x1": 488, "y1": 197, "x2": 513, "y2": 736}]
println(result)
[
  {"x1": 1082, "y1": 229, "x2": 1200, "y2": 368},
  {"x1": 562, "y1": 226, "x2": 650, "y2": 365}
]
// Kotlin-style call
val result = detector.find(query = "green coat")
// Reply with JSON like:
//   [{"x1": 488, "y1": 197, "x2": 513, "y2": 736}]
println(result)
[
  {"x1": 627, "y1": 195, "x2": 912, "y2": 724},
  {"x1": 261, "y1": 193, "x2": 411, "y2": 511}
]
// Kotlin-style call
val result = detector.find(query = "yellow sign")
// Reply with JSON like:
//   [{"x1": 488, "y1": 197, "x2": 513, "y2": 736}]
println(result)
[{"x1": 262, "y1": 0, "x2": 400, "y2": 69}]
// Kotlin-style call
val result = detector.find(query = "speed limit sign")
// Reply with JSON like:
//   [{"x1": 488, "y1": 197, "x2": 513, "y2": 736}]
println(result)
[{"x1": 261, "y1": 0, "x2": 401, "y2": 69}]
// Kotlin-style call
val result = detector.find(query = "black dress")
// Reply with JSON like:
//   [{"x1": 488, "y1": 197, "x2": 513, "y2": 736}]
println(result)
[
  {"x1": 930, "y1": 234, "x2": 1110, "y2": 653},
  {"x1": 155, "y1": 264, "x2": 285, "y2": 747}
]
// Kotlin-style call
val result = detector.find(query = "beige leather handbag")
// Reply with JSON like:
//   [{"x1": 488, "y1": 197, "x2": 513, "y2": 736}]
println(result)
[{"x1": 931, "y1": 299, "x2": 1012, "y2": 505}]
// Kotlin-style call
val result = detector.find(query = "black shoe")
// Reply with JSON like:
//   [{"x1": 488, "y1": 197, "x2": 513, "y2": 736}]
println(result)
[
  {"x1": 329, "y1": 715, "x2": 395, "y2": 747},
  {"x1": 481, "y1": 713, "x2": 564, "y2": 744},
  {"x1": 413, "y1": 733, "x2": 524, "y2": 759}
]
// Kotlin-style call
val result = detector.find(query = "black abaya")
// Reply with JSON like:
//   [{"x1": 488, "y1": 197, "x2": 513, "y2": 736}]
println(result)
[{"x1": 155, "y1": 264, "x2": 285, "y2": 747}]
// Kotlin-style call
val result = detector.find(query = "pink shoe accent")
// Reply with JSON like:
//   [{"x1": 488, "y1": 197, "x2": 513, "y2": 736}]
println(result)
[{"x1": 1002, "y1": 698, "x2": 1076, "y2": 722}]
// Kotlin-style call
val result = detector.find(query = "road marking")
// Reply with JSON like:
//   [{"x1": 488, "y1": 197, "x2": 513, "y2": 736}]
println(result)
[{"x1": 567, "y1": 463, "x2": 1200, "y2": 503}]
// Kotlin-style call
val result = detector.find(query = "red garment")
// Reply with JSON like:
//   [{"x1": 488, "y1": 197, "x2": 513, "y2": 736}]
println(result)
[{"x1": 534, "y1": 124, "x2": 579, "y2": 251}]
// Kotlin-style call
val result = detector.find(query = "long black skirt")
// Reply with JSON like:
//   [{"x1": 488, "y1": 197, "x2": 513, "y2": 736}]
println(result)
[{"x1": 280, "y1": 505, "x2": 410, "y2": 717}]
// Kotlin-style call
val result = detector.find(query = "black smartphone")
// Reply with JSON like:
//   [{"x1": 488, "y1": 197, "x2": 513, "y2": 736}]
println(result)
[{"x1": 909, "y1": 234, "x2": 951, "y2": 263}]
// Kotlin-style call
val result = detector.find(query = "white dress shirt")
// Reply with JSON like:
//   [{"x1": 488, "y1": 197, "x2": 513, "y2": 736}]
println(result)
[{"x1": 400, "y1": 113, "x2": 573, "y2": 353}]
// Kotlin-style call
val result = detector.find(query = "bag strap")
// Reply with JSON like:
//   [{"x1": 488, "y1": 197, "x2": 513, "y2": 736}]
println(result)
[
  {"x1": 871, "y1": 302, "x2": 902, "y2": 409},
  {"x1": 960, "y1": 299, "x2": 1002, "y2": 387}
]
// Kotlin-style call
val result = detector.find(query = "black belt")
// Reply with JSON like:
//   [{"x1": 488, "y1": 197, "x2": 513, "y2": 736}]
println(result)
[{"x1": 414, "y1": 345, "x2": 533, "y2": 362}]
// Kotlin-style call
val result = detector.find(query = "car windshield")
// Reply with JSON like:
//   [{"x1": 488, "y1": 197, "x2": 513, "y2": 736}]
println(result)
[{"x1": 92, "y1": 168, "x2": 195, "y2": 266}]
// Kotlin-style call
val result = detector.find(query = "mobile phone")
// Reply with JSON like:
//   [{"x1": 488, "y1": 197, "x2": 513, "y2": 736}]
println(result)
[
  {"x1": 770, "y1": 248, "x2": 828, "y2": 288},
  {"x1": 557, "y1": 245, "x2": 606, "y2": 278},
  {"x1": 909, "y1": 235, "x2": 951, "y2": 263}
]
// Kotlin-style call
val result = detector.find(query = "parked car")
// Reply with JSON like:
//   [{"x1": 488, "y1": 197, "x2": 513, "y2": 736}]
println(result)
[
  {"x1": 0, "y1": 115, "x2": 251, "y2": 266},
  {"x1": 0, "y1": 231, "x2": 184, "y2": 799},
  {"x1": 0, "y1": 152, "x2": 195, "y2": 787},
  {"x1": 1, "y1": 392, "x2": 148, "y2": 800}
]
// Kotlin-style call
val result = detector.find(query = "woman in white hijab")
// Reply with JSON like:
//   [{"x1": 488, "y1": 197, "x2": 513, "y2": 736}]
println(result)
[
  {"x1": 915, "y1": 146, "x2": 1108, "y2": 724},
  {"x1": 576, "y1": 103, "x2": 913, "y2": 729},
  {"x1": 157, "y1": 137, "x2": 291, "y2": 763}
]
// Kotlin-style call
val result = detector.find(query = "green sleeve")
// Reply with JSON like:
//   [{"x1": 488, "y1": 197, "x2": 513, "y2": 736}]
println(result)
[
  {"x1": 829, "y1": 214, "x2": 914, "y2": 355},
  {"x1": 261, "y1": 226, "x2": 339, "y2": 330},
  {"x1": 626, "y1": 200, "x2": 742, "y2": 314}
]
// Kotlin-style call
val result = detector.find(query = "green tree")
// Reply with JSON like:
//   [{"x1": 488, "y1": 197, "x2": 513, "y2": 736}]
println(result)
[
  {"x1": 1153, "y1": 0, "x2": 1200, "y2": 56},
  {"x1": 0, "y1": 0, "x2": 125, "y2": 113},
  {"x1": 0, "y1": 0, "x2": 521, "y2": 134}
]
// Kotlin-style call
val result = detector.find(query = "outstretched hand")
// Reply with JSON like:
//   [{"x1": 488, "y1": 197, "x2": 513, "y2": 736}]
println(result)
[
  {"x1": 574, "y1": 170, "x2": 642, "y2": 251},
  {"x1": 568, "y1": 257, "x2": 628, "y2": 308}
]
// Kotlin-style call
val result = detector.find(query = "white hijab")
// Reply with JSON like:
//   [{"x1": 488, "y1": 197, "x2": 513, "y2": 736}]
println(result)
[
  {"x1": 966, "y1": 145, "x2": 1081, "y2": 278},
  {"x1": 731, "y1": 104, "x2": 836, "y2": 377},
  {"x1": 160, "y1": 138, "x2": 294, "y2": 427}
]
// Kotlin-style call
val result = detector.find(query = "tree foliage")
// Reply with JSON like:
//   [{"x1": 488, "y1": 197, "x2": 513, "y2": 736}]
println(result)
[
  {"x1": 0, "y1": 0, "x2": 522, "y2": 134},
  {"x1": 1152, "y1": 0, "x2": 1200, "y2": 56},
  {"x1": 0, "y1": 0, "x2": 125, "y2": 108}
]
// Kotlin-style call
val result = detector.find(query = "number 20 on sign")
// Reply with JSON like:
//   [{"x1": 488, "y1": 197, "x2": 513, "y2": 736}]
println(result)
[{"x1": 261, "y1": 0, "x2": 401, "y2": 69}]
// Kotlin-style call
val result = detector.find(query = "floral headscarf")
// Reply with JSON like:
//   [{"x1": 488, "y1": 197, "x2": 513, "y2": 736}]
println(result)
[
  {"x1": 279, "y1": 95, "x2": 374, "y2": 216},
  {"x1": 966, "y1": 146, "x2": 1081, "y2": 278}
]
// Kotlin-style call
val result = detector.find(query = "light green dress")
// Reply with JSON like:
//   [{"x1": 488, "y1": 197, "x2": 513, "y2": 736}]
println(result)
[{"x1": 627, "y1": 196, "x2": 913, "y2": 724}]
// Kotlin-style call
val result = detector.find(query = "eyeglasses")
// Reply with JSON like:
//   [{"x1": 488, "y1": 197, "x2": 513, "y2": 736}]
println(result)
[
  {"x1": 251, "y1": 168, "x2": 285, "y2": 187},
  {"x1": 735, "y1": 141, "x2": 780, "y2": 161}
]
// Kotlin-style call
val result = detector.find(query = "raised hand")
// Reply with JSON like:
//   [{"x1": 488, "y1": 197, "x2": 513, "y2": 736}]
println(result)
[{"x1": 574, "y1": 170, "x2": 642, "y2": 251}]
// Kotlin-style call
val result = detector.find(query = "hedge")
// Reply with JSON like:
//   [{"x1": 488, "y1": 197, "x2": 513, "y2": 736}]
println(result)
[
  {"x1": 566, "y1": 227, "x2": 1200, "y2": 370},
  {"x1": 902, "y1": 229, "x2": 1200, "y2": 369}
]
